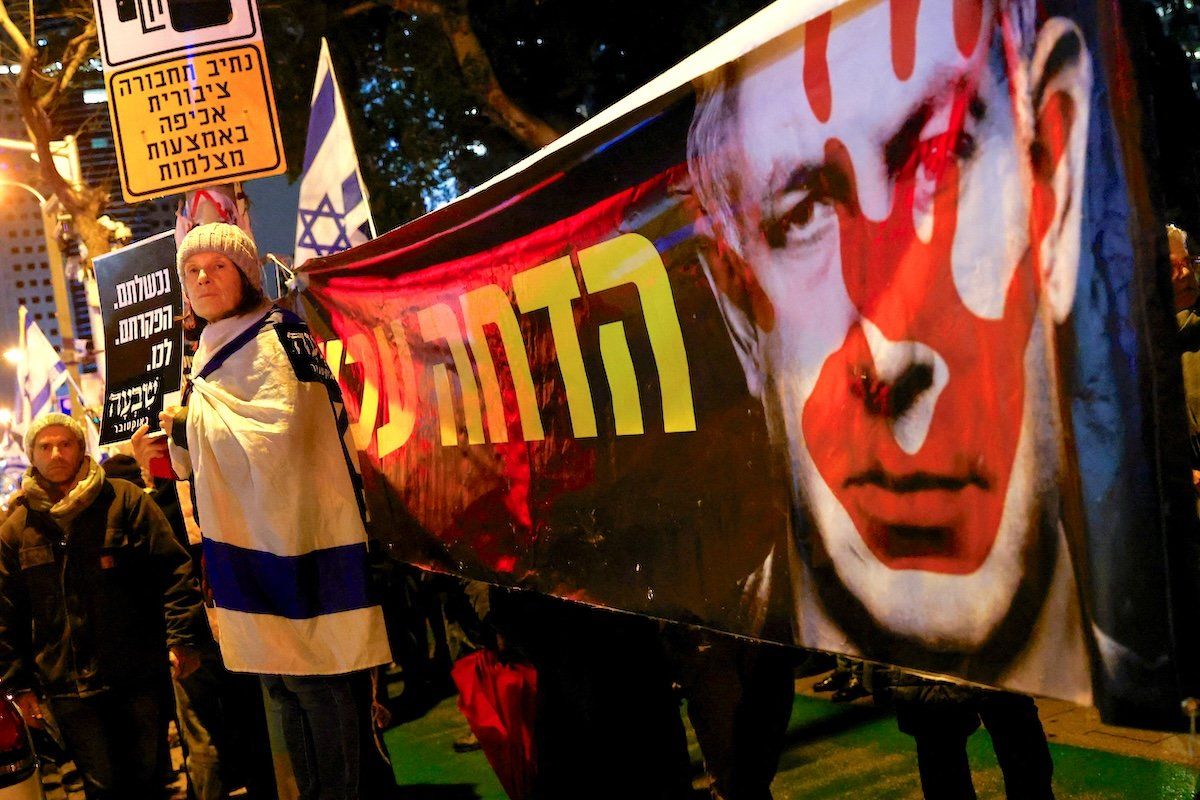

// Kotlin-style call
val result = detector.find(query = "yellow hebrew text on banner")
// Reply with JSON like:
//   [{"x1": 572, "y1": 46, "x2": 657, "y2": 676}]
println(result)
[{"x1": 321, "y1": 233, "x2": 698, "y2": 457}]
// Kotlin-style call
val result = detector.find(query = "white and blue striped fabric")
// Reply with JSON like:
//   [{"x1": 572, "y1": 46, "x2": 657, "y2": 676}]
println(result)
[
  {"x1": 169, "y1": 303, "x2": 391, "y2": 676},
  {"x1": 293, "y1": 38, "x2": 375, "y2": 269},
  {"x1": 16, "y1": 306, "x2": 67, "y2": 429}
]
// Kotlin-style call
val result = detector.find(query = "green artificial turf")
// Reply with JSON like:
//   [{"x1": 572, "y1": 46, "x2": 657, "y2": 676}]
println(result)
[{"x1": 384, "y1": 693, "x2": 1200, "y2": 799}]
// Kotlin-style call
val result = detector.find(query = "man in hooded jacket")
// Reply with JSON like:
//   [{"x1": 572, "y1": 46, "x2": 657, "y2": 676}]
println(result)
[{"x1": 0, "y1": 412, "x2": 205, "y2": 799}]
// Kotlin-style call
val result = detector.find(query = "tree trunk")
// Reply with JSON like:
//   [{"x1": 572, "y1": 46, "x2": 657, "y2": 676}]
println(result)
[
  {"x1": 5, "y1": 5, "x2": 112, "y2": 264},
  {"x1": 388, "y1": 0, "x2": 563, "y2": 150}
]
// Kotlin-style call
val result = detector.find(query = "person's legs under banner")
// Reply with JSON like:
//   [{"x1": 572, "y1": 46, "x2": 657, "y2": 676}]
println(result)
[
  {"x1": 978, "y1": 691, "x2": 1056, "y2": 800},
  {"x1": 670, "y1": 627, "x2": 795, "y2": 800}
]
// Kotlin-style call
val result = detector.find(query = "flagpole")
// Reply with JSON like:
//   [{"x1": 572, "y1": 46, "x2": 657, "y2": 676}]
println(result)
[
  {"x1": 14, "y1": 306, "x2": 27, "y2": 426},
  {"x1": 323, "y1": 38, "x2": 376, "y2": 241},
  {"x1": 0, "y1": 181, "x2": 82, "y2": 420},
  {"x1": 59, "y1": 367, "x2": 87, "y2": 413}
]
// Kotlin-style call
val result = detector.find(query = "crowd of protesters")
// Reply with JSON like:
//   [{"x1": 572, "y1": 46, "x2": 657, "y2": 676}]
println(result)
[
  {"x1": 8, "y1": 218, "x2": 1200, "y2": 800},
  {"x1": 0, "y1": 404, "x2": 1058, "y2": 800},
  {"x1": 0, "y1": 222, "x2": 394, "y2": 800}
]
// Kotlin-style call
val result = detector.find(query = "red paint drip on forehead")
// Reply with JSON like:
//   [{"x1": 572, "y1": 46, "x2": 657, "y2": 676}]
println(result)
[
  {"x1": 804, "y1": 12, "x2": 833, "y2": 123},
  {"x1": 890, "y1": 0, "x2": 921, "y2": 81},
  {"x1": 954, "y1": 0, "x2": 985, "y2": 58}
]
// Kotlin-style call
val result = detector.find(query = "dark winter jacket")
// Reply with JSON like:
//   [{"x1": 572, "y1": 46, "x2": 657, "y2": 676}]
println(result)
[
  {"x1": 0, "y1": 471, "x2": 205, "y2": 698},
  {"x1": 1178, "y1": 308, "x2": 1200, "y2": 467}
]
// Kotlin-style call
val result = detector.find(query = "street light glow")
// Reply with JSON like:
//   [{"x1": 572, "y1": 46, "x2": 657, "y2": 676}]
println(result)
[
  {"x1": 0, "y1": 408, "x2": 11, "y2": 426},
  {"x1": 2, "y1": 348, "x2": 22, "y2": 366},
  {"x1": 0, "y1": 180, "x2": 46, "y2": 205}
]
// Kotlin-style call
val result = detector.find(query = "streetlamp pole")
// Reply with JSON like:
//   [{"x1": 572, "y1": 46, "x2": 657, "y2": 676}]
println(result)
[{"x1": 0, "y1": 179, "x2": 82, "y2": 419}]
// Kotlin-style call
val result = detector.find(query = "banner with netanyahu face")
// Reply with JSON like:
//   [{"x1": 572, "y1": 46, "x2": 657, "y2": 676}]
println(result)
[{"x1": 297, "y1": 0, "x2": 1200, "y2": 729}]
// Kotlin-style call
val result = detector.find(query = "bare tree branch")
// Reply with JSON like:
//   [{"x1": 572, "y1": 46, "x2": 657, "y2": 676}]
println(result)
[
  {"x1": 0, "y1": 1, "x2": 31, "y2": 53},
  {"x1": 40, "y1": 20, "x2": 96, "y2": 110},
  {"x1": 341, "y1": 2, "x2": 380, "y2": 17},
  {"x1": 0, "y1": 1, "x2": 111, "y2": 263},
  {"x1": 391, "y1": 0, "x2": 444, "y2": 16}
]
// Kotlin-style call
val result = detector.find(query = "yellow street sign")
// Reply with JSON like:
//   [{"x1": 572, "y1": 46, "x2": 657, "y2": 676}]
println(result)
[{"x1": 106, "y1": 42, "x2": 286, "y2": 202}]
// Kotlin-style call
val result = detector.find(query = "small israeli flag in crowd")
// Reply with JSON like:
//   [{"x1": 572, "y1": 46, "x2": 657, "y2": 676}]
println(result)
[
  {"x1": 294, "y1": 39, "x2": 375, "y2": 268},
  {"x1": 15, "y1": 306, "x2": 68, "y2": 427}
]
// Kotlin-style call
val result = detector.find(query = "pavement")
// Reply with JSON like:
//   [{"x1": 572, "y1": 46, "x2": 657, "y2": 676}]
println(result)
[
  {"x1": 793, "y1": 672, "x2": 1200, "y2": 768},
  {"x1": 383, "y1": 671, "x2": 1200, "y2": 799},
  {"x1": 38, "y1": 739, "x2": 189, "y2": 800},
  {"x1": 35, "y1": 670, "x2": 1200, "y2": 798}
]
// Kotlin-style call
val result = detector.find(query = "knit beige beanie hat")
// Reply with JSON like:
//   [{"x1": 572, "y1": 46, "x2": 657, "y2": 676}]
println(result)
[
  {"x1": 176, "y1": 223, "x2": 262, "y2": 291},
  {"x1": 24, "y1": 412, "x2": 85, "y2": 459}
]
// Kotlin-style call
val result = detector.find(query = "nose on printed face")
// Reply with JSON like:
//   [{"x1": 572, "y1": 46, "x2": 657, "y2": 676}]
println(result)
[
  {"x1": 851, "y1": 320, "x2": 948, "y2": 454},
  {"x1": 800, "y1": 126, "x2": 1040, "y2": 572}
]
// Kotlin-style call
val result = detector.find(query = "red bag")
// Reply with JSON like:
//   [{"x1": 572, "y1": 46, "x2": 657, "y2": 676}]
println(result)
[{"x1": 452, "y1": 650, "x2": 538, "y2": 800}]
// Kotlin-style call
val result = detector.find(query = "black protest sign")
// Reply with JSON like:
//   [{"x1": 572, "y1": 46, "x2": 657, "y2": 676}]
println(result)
[{"x1": 95, "y1": 231, "x2": 183, "y2": 444}]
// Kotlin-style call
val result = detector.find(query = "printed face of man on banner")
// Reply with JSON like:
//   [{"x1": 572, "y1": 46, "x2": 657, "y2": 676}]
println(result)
[{"x1": 688, "y1": 0, "x2": 1093, "y2": 682}]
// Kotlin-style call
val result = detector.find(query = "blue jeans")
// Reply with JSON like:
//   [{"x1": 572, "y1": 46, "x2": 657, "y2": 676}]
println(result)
[{"x1": 261, "y1": 673, "x2": 365, "y2": 800}]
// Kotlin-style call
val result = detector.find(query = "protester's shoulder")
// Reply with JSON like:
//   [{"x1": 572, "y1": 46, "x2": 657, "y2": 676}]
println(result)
[
  {"x1": 103, "y1": 476, "x2": 155, "y2": 517},
  {"x1": 104, "y1": 476, "x2": 144, "y2": 501},
  {"x1": 264, "y1": 307, "x2": 336, "y2": 385},
  {"x1": 102, "y1": 477, "x2": 171, "y2": 537}
]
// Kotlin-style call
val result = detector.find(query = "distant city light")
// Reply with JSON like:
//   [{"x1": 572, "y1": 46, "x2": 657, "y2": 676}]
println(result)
[{"x1": 83, "y1": 88, "x2": 107, "y2": 105}]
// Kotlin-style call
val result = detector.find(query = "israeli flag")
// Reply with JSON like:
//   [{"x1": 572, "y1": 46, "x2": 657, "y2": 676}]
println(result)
[
  {"x1": 15, "y1": 306, "x2": 68, "y2": 428},
  {"x1": 294, "y1": 39, "x2": 375, "y2": 269}
]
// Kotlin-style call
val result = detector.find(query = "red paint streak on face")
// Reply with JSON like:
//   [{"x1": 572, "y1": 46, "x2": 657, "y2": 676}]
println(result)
[
  {"x1": 799, "y1": 80, "x2": 1066, "y2": 574},
  {"x1": 890, "y1": 0, "x2": 921, "y2": 81},
  {"x1": 804, "y1": 12, "x2": 833, "y2": 124},
  {"x1": 954, "y1": 0, "x2": 985, "y2": 58}
]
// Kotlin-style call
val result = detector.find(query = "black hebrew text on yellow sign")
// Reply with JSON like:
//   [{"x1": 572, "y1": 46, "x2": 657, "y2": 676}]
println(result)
[{"x1": 106, "y1": 43, "x2": 287, "y2": 202}]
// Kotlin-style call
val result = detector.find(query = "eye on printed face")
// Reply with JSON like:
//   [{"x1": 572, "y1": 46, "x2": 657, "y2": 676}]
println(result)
[
  {"x1": 183, "y1": 252, "x2": 245, "y2": 322},
  {"x1": 32, "y1": 426, "x2": 83, "y2": 486},
  {"x1": 713, "y1": 0, "x2": 1086, "y2": 650}
]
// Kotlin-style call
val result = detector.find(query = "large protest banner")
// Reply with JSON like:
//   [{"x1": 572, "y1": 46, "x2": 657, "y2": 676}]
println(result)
[
  {"x1": 95, "y1": 232, "x2": 184, "y2": 444},
  {"x1": 298, "y1": 0, "x2": 1200, "y2": 729}
]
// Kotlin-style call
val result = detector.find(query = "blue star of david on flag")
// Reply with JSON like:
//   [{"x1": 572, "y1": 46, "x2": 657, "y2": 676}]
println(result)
[
  {"x1": 297, "y1": 195, "x2": 354, "y2": 258},
  {"x1": 295, "y1": 39, "x2": 375, "y2": 267}
]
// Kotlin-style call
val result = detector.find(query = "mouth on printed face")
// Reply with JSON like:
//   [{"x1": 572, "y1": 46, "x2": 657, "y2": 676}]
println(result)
[{"x1": 839, "y1": 467, "x2": 995, "y2": 573}]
